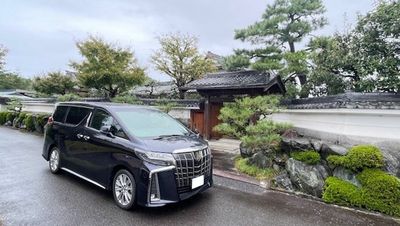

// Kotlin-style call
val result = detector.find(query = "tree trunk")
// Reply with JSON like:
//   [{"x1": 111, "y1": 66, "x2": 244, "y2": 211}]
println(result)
[
  {"x1": 288, "y1": 41, "x2": 295, "y2": 53},
  {"x1": 178, "y1": 90, "x2": 185, "y2": 99}
]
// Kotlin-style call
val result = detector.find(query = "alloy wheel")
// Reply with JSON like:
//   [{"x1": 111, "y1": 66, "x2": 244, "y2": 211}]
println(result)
[
  {"x1": 49, "y1": 148, "x2": 60, "y2": 173},
  {"x1": 114, "y1": 173, "x2": 133, "y2": 206}
]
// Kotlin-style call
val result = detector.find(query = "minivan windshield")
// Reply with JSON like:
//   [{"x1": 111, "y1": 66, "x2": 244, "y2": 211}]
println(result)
[{"x1": 114, "y1": 109, "x2": 190, "y2": 138}]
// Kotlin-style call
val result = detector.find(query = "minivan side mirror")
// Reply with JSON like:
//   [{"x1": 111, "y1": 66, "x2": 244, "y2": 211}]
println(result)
[{"x1": 100, "y1": 125, "x2": 114, "y2": 137}]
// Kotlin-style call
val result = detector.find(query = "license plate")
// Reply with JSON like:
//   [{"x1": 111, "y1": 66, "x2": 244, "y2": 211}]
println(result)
[{"x1": 191, "y1": 175, "x2": 204, "y2": 189}]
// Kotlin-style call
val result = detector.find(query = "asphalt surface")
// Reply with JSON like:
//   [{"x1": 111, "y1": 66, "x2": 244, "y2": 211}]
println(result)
[{"x1": 0, "y1": 126, "x2": 398, "y2": 226}]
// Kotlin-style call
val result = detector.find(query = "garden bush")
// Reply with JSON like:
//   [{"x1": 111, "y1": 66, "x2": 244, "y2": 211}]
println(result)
[
  {"x1": 234, "y1": 157, "x2": 277, "y2": 180},
  {"x1": 6, "y1": 112, "x2": 17, "y2": 123},
  {"x1": 357, "y1": 169, "x2": 400, "y2": 203},
  {"x1": 323, "y1": 173, "x2": 400, "y2": 217},
  {"x1": 23, "y1": 114, "x2": 35, "y2": 131},
  {"x1": 327, "y1": 145, "x2": 384, "y2": 171},
  {"x1": 291, "y1": 150, "x2": 321, "y2": 165},
  {"x1": 0, "y1": 111, "x2": 8, "y2": 125},
  {"x1": 214, "y1": 95, "x2": 291, "y2": 155},
  {"x1": 323, "y1": 177, "x2": 363, "y2": 207},
  {"x1": 35, "y1": 113, "x2": 51, "y2": 129}
]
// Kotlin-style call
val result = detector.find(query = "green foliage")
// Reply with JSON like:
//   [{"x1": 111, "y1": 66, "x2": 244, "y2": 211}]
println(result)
[
  {"x1": 241, "y1": 120, "x2": 284, "y2": 151},
  {"x1": 0, "y1": 111, "x2": 8, "y2": 125},
  {"x1": 0, "y1": 72, "x2": 32, "y2": 90},
  {"x1": 17, "y1": 112, "x2": 27, "y2": 122},
  {"x1": 357, "y1": 169, "x2": 400, "y2": 204},
  {"x1": 215, "y1": 95, "x2": 281, "y2": 138},
  {"x1": 6, "y1": 112, "x2": 16, "y2": 123},
  {"x1": 57, "y1": 93, "x2": 81, "y2": 102},
  {"x1": 112, "y1": 95, "x2": 142, "y2": 105},
  {"x1": 71, "y1": 36, "x2": 147, "y2": 98},
  {"x1": 33, "y1": 71, "x2": 76, "y2": 95},
  {"x1": 291, "y1": 150, "x2": 321, "y2": 165},
  {"x1": 327, "y1": 145, "x2": 384, "y2": 172},
  {"x1": 0, "y1": 45, "x2": 6, "y2": 71},
  {"x1": 323, "y1": 172, "x2": 400, "y2": 217},
  {"x1": 323, "y1": 177, "x2": 363, "y2": 207},
  {"x1": 308, "y1": 1, "x2": 400, "y2": 94},
  {"x1": 232, "y1": 0, "x2": 327, "y2": 94},
  {"x1": 35, "y1": 113, "x2": 51, "y2": 130},
  {"x1": 235, "y1": 157, "x2": 277, "y2": 180},
  {"x1": 23, "y1": 114, "x2": 35, "y2": 131},
  {"x1": 151, "y1": 33, "x2": 216, "y2": 99},
  {"x1": 215, "y1": 95, "x2": 289, "y2": 153},
  {"x1": 222, "y1": 54, "x2": 250, "y2": 71},
  {"x1": 5, "y1": 98, "x2": 22, "y2": 112}
]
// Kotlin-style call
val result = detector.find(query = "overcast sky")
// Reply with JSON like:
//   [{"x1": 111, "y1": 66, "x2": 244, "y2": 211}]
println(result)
[{"x1": 0, "y1": 0, "x2": 375, "y2": 81}]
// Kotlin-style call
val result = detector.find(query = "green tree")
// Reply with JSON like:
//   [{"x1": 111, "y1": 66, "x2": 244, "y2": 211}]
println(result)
[
  {"x1": 151, "y1": 33, "x2": 217, "y2": 99},
  {"x1": 214, "y1": 96, "x2": 291, "y2": 153},
  {"x1": 71, "y1": 36, "x2": 147, "y2": 98},
  {"x1": 353, "y1": 0, "x2": 400, "y2": 92},
  {"x1": 0, "y1": 72, "x2": 32, "y2": 90},
  {"x1": 32, "y1": 71, "x2": 76, "y2": 95},
  {"x1": 229, "y1": 0, "x2": 327, "y2": 96},
  {"x1": 308, "y1": 1, "x2": 400, "y2": 94},
  {"x1": 0, "y1": 45, "x2": 6, "y2": 72}
]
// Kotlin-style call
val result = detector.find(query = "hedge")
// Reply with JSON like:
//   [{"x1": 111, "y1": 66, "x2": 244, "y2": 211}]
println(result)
[{"x1": 291, "y1": 150, "x2": 321, "y2": 165}]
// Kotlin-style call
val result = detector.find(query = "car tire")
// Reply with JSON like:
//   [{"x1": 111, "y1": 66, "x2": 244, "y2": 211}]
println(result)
[
  {"x1": 49, "y1": 147, "x2": 61, "y2": 174},
  {"x1": 113, "y1": 169, "x2": 136, "y2": 210}
]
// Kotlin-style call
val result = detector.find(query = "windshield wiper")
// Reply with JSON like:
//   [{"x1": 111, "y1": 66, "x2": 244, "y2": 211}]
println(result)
[{"x1": 154, "y1": 134, "x2": 183, "y2": 140}]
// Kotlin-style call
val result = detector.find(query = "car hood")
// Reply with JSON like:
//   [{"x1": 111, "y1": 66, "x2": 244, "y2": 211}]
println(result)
[{"x1": 137, "y1": 135, "x2": 208, "y2": 153}]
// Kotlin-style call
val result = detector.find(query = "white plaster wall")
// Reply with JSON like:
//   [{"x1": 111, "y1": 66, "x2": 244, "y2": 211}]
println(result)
[
  {"x1": 168, "y1": 108, "x2": 191, "y2": 120},
  {"x1": 270, "y1": 109, "x2": 400, "y2": 143},
  {"x1": 21, "y1": 102, "x2": 55, "y2": 113}
]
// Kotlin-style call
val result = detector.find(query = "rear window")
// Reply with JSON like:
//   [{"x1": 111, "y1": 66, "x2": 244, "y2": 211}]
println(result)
[
  {"x1": 53, "y1": 106, "x2": 68, "y2": 122},
  {"x1": 65, "y1": 107, "x2": 91, "y2": 125}
]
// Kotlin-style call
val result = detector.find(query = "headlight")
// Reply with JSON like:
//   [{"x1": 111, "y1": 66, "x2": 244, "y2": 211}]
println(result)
[{"x1": 134, "y1": 149, "x2": 175, "y2": 166}]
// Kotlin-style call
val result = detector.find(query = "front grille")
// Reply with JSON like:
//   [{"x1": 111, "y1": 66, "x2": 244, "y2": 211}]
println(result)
[{"x1": 173, "y1": 147, "x2": 211, "y2": 193}]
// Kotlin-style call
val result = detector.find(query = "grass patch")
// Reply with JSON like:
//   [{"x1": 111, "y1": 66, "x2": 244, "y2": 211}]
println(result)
[
  {"x1": 291, "y1": 150, "x2": 320, "y2": 165},
  {"x1": 234, "y1": 156, "x2": 277, "y2": 180}
]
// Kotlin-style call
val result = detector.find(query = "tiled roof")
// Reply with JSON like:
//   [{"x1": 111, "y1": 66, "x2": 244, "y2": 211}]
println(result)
[{"x1": 181, "y1": 70, "x2": 277, "y2": 90}]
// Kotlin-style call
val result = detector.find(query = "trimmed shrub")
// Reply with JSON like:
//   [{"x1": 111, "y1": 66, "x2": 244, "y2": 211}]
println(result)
[
  {"x1": 323, "y1": 177, "x2": 363, "y2": 207},
  {"x1": 6, "y1": 112, "x2": 17, "y2": 123},
  {"x1": 327, "y1": 145, "x2": 384, "y2": 172},
  {"x1": 323, "y1": 172, "x2": 400, "y2": 217},
  {"x1": 0, "y1": 111, "x2": 8, "y2": 125},
  {"x1": 234, "y1": 157, "x2": 277, "y2": 180},
  {"x1": 23, "y1": 114, "x2": 35, "y2": 131},
  {"x1": 357, "y1": 169, "x2": 400, "y2": 203},
  {"x1": 291, "y1": 150, "x2": 321, "y2": 165}
]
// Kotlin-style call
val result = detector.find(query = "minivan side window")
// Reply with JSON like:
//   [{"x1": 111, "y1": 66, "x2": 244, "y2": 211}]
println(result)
[
  {"x1": 65, "y1": 107, "x2": 91, "y2": 125},
  {"x1": 90, "y1": 109, "x2": 128, "y2": 139},
  {"x1": 53, "y1": 106, "x2": 68, "y2": 122}
]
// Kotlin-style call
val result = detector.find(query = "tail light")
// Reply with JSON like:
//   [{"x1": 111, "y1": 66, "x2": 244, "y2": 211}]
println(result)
[{"x1": 47, "y1": 116, "x2": 54, "y2": 124}]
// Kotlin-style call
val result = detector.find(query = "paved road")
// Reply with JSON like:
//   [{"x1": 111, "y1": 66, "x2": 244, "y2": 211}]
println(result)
[{"x1": 0, "y1": 127, "x2": 398, "y2": 226}]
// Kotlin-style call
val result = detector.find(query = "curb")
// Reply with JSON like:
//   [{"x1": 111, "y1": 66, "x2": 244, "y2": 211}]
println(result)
[{"x1": 213, "y1": 169, "x2": 260, "y2": 186}]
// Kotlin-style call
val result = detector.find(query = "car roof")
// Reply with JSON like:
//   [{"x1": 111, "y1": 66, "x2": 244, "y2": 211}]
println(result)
[{"x1": 57, "y1": 101, "x2": 157, "y2": 111}]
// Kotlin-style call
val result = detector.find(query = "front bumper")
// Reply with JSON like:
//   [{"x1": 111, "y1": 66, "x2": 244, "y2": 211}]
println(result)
[{"x1": 137, "y1": 163, "x2": 213, "y2": 207}]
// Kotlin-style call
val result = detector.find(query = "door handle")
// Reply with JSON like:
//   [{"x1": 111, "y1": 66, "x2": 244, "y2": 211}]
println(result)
[
  {"x1": 83, "y1": 135, "x2": 90, "y2": 141},
  {"x1": 77, "y1": 133, "x2": 84, "y2": 139}
]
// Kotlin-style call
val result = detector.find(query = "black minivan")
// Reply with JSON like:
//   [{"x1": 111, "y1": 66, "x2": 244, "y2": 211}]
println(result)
[{"x1": 42, "y1": 102, "x2": 212, "y2": 209}]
